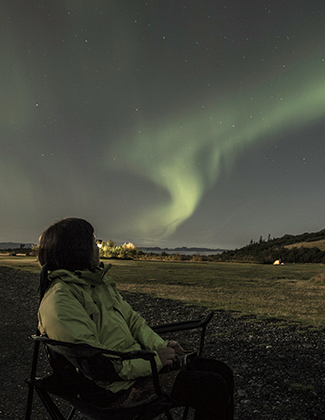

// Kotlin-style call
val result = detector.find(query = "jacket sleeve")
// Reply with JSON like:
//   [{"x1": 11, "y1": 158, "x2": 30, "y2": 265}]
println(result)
[
  {"x1": 114, "y1": 290, "x2": 168, "y2": 352},
  {"x1": 111, "y1": 292, "x2": 168, "y2": 382}
]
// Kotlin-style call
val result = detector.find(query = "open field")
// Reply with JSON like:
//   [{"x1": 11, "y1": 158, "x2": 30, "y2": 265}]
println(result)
[
  {"x1": 1, "y1": 255, "x2": 325, "y2": 326},
  {"x1": 0, "y1": 255, "x2": 41, "y2": 272},
  {"x1": 1, "y1": 260, "x2": 325, "y2": 418}
]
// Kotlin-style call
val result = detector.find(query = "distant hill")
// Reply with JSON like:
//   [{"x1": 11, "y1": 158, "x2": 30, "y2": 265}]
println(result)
[
  {"x1": 139, "y1": 246, "x2": 225, "y2": 254},
  {"x1": 0, "y1": 242, "x2": 35, "y2": 250},
  {"x1": 216, "y1": 229, "x2": 325, "y2": 264}
]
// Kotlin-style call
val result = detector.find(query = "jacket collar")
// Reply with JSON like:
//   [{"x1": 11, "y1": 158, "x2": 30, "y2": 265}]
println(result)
[{"x1": 48, "y1": 264, "x2": 113, "y2": 286}]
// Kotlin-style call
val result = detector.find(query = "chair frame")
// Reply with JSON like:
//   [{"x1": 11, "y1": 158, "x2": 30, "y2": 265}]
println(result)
[{"x1": 25, "y1": 311, "x2": 214, "y2": 420}]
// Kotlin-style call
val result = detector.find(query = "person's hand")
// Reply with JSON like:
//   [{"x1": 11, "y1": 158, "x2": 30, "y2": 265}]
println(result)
[
  {"x1": 167, "y1": 340, "x2": 186, "y2": 355},
  {"x1": 157, "y1": 347, "x2": 176, "y2": 366}
]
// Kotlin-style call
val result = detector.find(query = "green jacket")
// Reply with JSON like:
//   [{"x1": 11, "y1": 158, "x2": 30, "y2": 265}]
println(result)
[{"x1": 38, "y1": 264, "x2": 168, "y2": 393}]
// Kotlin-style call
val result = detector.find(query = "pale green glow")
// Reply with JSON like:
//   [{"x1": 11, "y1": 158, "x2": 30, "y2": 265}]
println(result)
[{"x1": 108, "y1": 54, "x2": 325, "y2": 241}]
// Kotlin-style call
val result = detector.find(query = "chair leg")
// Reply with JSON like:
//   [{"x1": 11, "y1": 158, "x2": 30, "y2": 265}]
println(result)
[
  {"x1": 25, "y1": 383, "x2": 34, "y2": 420},
  {"x1": 182, "y1": 406, "x2": 189, "y2": 420},
  {"x1": 164, "y1": 407, "x2": 174, "y2": 420},
  {"x1": 35, "y1": 387, "x2": 67, "y2": 420},
  {"x1": 26, "y1": 336, "x2": 41, "y2": 420},
  {"x1": 66, "y1": 406, "x2": 77, "y2": 420}
]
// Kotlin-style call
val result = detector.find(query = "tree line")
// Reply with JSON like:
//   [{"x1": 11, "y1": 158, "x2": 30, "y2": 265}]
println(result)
[
  {"x1": 2, "y1": 228, "x2": 325, "y2": 264},
  {"x1": 215, "y1": 229, "x2": 325, "y2": 264}
]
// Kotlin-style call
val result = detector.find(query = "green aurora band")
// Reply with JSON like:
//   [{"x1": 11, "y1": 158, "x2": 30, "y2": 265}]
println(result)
[{"x1": 108, "y1": 53, "x2": 325, "y2": 242}]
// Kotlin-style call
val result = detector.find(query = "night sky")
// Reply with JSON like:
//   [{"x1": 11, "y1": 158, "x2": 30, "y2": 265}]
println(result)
[{"x1": 1, "y1": 1, "x2": 325, "y2": 249}]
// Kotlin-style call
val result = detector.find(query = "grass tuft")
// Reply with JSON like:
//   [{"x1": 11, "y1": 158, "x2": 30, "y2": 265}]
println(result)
[{"x1": 309, "y1": 272, "x2": 325, "y2": 285}]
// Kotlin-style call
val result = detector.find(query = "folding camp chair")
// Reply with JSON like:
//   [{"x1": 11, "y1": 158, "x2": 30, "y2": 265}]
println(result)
[{"x1": 25, "y1": 267, "x2": 214, "y2": 420}]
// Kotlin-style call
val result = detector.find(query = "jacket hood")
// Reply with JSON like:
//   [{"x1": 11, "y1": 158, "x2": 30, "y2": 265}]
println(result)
[{"x1": 48, "y1": 264, "x2": 113, "y2": 286}]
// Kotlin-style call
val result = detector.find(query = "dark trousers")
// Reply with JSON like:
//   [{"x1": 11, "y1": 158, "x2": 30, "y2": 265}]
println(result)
[{"x1": 171, "y1": 357, "x2": 234, "y2": 420}]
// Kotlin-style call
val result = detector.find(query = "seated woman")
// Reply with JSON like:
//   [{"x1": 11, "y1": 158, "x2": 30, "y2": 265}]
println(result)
[{"x1": 37, "y1": 218, "x2": 234, "y2": 420}]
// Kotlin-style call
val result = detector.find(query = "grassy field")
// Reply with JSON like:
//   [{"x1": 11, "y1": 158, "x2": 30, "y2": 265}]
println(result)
[
  {"x1": 1, "y1": 255, "x2": 325, "y2": 326},
  {"x1": 284, "y1": 239, "x2": 325, "y2": 251}
]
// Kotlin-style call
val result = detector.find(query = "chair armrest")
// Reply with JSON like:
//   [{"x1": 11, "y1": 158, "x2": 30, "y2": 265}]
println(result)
[
  {"x1": 151, "y1": 311, "x2": 214, "y2": 355},
  {"x1": 151, "y1": 310, "x2": 213, "y2": 334},
  {"x1": 31, "y1": 336, "x2": 163, "y2": 395},
  {"x1": 31, "y1": 335, "x2": 156, "y2": 362},
  {"x1": 32, "y1": 310, "x2": 214, "y2": 356},
  {"x1": 30, "y1": 311, "x2": 213, "y2": 396}
]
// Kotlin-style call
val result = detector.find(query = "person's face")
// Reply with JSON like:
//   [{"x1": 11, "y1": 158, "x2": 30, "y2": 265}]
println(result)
[{"x1": 90, "y1": 236, "x2": 100, "y2": 268}]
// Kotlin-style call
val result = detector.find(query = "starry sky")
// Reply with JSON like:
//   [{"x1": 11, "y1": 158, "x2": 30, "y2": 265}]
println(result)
[{"x1": 1, "y1": 1, "x2": 325, "y2": 249}]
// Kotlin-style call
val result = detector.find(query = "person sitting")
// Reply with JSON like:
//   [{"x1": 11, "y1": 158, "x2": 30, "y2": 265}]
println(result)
[{"x1": 37, "y1": 218, "x2": 234, "y2": 420}]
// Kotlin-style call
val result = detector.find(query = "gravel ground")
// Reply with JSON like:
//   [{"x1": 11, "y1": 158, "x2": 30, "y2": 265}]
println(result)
[{"x1": 1, "y1": 266, "x2": 325, "y2": 420}]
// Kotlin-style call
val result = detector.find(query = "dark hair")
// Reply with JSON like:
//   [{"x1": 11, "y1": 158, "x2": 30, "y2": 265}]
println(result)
[{"x1": 38, "y1": 218, "x2": 95, "y2": 272}]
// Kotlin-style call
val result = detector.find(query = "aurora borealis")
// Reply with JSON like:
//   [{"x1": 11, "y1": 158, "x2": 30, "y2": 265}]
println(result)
[{"x1": 1, "y1": 1, "x2": 325, "y2": 249}]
